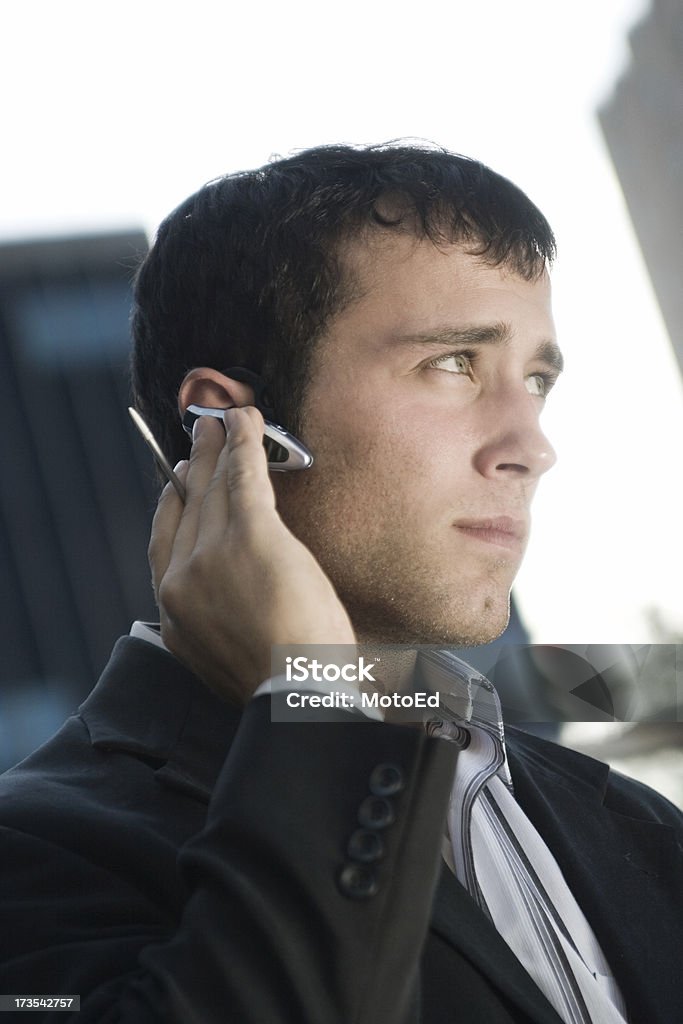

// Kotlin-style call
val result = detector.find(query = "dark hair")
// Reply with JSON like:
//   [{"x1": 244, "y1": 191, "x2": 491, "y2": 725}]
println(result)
[{"x1": 131, "y1": 142, "x2": 556, "y2": 464}]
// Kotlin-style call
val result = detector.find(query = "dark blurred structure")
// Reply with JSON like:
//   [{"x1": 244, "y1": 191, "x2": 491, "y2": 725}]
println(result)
[
  {"x1": 0, "y1": 232, "x2": 158, "y2": 769},
  {"x1": 598, "y1": 0, "x2": 683, "y2": 378}
]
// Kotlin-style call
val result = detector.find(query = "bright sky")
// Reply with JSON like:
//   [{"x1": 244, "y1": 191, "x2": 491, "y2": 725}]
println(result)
[{"x1": 3, "y1": 0, "x2": 681, "y2": 644}]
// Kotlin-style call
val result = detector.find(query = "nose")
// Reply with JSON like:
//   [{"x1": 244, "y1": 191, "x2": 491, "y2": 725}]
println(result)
[{"x1": 473, "y1": 391, "x2": 557, "y2": 481}]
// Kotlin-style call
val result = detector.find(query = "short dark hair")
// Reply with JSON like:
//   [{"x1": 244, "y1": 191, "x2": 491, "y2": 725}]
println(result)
[{"x1": 131, "y1": 142, "x2": 556, "y2": 465}]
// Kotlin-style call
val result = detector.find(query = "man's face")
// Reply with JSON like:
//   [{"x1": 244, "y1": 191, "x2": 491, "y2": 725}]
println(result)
[{"x1": 274, "y1": 233, "x2": 561, "y2": 645}]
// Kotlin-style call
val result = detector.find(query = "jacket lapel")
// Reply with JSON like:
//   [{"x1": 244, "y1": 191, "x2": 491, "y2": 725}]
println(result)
[
  {"x1": 506, "y1": 729, "x2": 681, "y2": 1024},
  {"x1": 430, "y1": 865, "x2": 566, "y2": 1023}
]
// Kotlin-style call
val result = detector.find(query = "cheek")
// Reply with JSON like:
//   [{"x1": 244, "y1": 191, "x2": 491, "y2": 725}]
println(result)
[
  {"x1": 304, "y1": 397, "x2": 392, "y2": 470},
  {"x1": 377, "y1": 408, "x2": 476, "y2": 486},
  {"x1": 334, "y1": 407, "x2": 476, "y2": 493}
]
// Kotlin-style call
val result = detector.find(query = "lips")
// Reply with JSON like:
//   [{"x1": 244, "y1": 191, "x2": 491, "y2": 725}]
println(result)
[{"x1": 453, "y1": 516, "x2": 527, "y2": 552}]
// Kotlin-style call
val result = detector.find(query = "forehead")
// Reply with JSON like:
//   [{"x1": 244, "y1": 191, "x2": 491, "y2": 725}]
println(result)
[{"x1": 331, "y1": 231, "x2": 556, "y2": 351}]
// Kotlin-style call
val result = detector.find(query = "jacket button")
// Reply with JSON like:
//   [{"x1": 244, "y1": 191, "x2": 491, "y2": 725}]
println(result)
[
  {"x1": 369, "y1": 762, "x2": 405, "y2": 796},
  {"x1": 347, "y1": 828, "x2": 385, "y2": 863},
  {"x1": 338, "y1": 863, "x2": 379, "y2": 899},
  {"x1": 358, "y1": 796, "x2": 395, "y2": 829}
]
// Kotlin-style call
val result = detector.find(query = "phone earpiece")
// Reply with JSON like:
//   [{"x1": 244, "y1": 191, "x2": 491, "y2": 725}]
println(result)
[{"x1": 182, "y1": 405, "x2": 313, "y2": 472}]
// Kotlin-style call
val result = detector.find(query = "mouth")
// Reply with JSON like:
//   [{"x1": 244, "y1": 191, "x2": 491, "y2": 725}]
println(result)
[{"x1": 453, "y1": 516, "x2": 527, "y2": 553}]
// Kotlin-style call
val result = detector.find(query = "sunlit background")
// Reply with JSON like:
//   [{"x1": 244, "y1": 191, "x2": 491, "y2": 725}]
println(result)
[{"x1": 1, "y1": 0, "x2": 681, "y2": 799}]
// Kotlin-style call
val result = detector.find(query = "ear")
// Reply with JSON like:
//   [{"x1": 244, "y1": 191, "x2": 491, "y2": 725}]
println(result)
[{"x1": 177, "y1": 367, "x2": 256, "y2": 416}]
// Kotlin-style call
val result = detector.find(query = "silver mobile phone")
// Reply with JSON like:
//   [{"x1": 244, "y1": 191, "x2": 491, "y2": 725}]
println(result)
[
  {"x1": 128, "y1": 404, "x2": 314, "y2": 505},
  {"x1": 182, "y1": 405, "x2": 314, "y2": 472}
]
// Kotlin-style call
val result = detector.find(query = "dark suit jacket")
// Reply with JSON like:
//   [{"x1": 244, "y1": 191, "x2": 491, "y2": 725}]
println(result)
[{"x1": 0, "y1": 637, "x2": 680, "y2": 1023}]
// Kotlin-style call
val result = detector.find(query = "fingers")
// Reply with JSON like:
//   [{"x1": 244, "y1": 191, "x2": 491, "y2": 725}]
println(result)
[
  {"x1": 223, "y1": 407, "x2": 276, "y2": 522},
  {"x1": 148, "y1": 415, "x2": 223, "y2": 597},
  {"x1": 191, "y1": 406, "x2": 276, "y2": 551},
  {"x1": 149, "y1": 407, "x2": 276, "y2": 599},
  {"x1": 171, "y1": 415, "x2": 227, "y2": 560}
]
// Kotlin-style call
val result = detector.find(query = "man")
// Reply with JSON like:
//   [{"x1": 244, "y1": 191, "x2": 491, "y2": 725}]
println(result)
[{"x1": 0, "y1": 144, "x2": 680, "y2": 1023}]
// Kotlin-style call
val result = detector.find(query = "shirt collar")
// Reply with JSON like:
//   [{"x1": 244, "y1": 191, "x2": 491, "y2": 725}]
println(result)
[{"x1": 130, "y1": 620, "x2": 167, "y2": 650}]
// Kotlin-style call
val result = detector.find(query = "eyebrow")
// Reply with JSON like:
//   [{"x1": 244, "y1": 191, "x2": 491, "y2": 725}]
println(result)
[{"x1": 394, "y1": 321, "x2": 565, "y2": 374}]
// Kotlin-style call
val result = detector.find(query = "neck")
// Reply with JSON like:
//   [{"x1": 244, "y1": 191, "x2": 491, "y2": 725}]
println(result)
[{"x1": 356, "y1": 636, "x2": 418, "y2": 696}]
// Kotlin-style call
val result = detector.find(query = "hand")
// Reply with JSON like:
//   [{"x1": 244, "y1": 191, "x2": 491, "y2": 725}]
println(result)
[{"x1": 149, "y1": 407, "x2": 356, "y2": 705}]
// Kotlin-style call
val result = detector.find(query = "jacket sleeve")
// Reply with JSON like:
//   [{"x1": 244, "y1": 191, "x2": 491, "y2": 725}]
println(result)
[{"x1": 0, "y1": 696, "x2": 457, "y2": 1024}]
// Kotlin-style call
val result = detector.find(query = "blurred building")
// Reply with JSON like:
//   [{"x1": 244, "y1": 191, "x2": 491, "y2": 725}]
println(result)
[
  {"x1": 598, "y1": 0, "x2": 683, "y2": 376},
  {"x1": 0, "y1": 232, "x2": 158, "y2": 769},
  {"x1": 593, "y1": 0, "x2": 683, "y2": 804}
]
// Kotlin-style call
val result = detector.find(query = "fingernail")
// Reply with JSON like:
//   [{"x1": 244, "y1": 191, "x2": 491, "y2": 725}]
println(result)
[
  {"x1": 192, "y1": 417, "x2": 204, "y2": 442},
  {"x1": 173, "y1": 460, "x2": 187, "y2": 472},
  {"x1": 224, "y1": 407, "x2": 237, "y2": 427}
]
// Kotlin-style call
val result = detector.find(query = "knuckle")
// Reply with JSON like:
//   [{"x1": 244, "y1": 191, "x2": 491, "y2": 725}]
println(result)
[
  {"x1": 188, "y1": 546, "x2": 217, "y2": 577},
  {"x1": 157, "y1": 573, "x2": 185, "y2": 618},
  {"x1": 227, "y1": 449, "x2": 270, "y2": 493},
  {"x1": 244, "y1": 406, "x2": 265, "y2": 431},
  {"x1": 227, "y1": 425, "x2": 251, "y2": 452},
  {"x1": 157, "y1": 573, "x2": 174, "y2": 604},
  {"x1": 227, "y1": 460, "x2": 258, "y2": 490}
]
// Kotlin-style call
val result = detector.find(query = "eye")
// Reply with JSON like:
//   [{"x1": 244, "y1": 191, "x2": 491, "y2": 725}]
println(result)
[
  {"x1": 525, "y1": 373, "x2": 556, "y2": 397},
  {"x1": 429, "y1": 352, "x2": 472, "y2": 374}
]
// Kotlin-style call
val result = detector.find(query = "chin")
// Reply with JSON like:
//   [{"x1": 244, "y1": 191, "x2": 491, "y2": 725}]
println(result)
[
  {"x1": 355, "y1": 599, "x2": 511, "y2": 649},
  {"x1": 453, "y1": 595, "x2": 511, "y2": 647},
  {"x1": 437, "y1": 597, "x2": 511, "y2": 648},
  {"x1": 340, "y1": 566, "x2": 513, "y2": 647}
]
